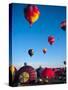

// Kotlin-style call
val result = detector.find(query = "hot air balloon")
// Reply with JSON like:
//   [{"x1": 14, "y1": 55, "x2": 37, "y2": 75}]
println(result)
[
  {"x1": 24, "y1": 5, "x2": 40, "y2": 26},
  {"x1": 28, "y1": 49, "x2": 34, "y2": 57},
  {"x1": 48, "y1": 36, "x2": 55, "y2": 45},
  {"x1": 64, "y1": 61, "x2": 66, "y2": 65},
  {"x1": 36, "y1": 66, "x2": 43, "y2": 78},
  {"x1": 41, "y1": 68, "x2": 55, "y2": 80},
  {"x1": 9, "y1": 65, "x2": 17, "y2": 76},
  {"x1": 43, "y1": 48, "x2": 47, "y2": 54},
  {"x1": 15, "y1": 63, "x2": 37, "y2": 84},
  {"x1": 60, "y1": 21, "x2": 66, "y2": 31},
  {"x1": 9, "y1": 65, "x2": 17, "y2": 86},
  {"x1": 36, "y1": 66, "x2": 43, "y2": 83},
  {"x1": 55, "y1": 68, "x2": 65, "y2": 80}
]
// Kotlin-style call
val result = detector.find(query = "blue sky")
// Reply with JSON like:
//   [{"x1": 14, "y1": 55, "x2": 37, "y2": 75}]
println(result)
[{"x1": 11, "y1": 3, "x2": 66, "y2": 68}]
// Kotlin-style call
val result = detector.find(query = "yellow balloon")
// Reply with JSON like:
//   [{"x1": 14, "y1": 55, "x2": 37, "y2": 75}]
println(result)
[{"x1": 10, "y1": 65, "x2": 15, "y2": 75}]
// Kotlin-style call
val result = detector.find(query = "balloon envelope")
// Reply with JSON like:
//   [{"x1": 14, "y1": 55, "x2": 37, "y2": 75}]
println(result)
[
  {"x1": 9, "y1": 65, "x2": 17, "y2": 75},
  {"x1": 64, "y1": 61, "x2": 66, "y2": 65},
  {"x1": 48, "y1": 36, "x2": 55, "y2": 45},
  {"x1": 60, "y1": 21, "x2": 66, "y2": 31},
  {"x1": 28, "y1": 49, "x2": 34, "y2": 57},
  {"x1": 24, "y1": 5, "x2": 40, "y2": 25},
  {"x1": 41, "y1": 68, "x2": 55, "y2": 79},
  {"x1": 9, "y1": 65, "x2": 17, "y2": 82},
  {"x1": 43, "y1": 48, "x2": 47, "y2": 54},
  {"x1": 36, "y1": 66, "x2": 43, "y2": 78},
  {"x1": 17, "y1": 65, "x2": 37, "y2": 83}
]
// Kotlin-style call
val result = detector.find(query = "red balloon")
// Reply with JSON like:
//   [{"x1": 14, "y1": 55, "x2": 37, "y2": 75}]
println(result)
[
  {"x1": 48, "y1": 36, "x2": 55, "y2": 45},
  {"x1": 41, "y1": 68, "x2": 55, "y2": 79},
  {"x1": 15, "y1": 65, "x2": 37, "y2": 83},
  {"x1": 55, "y1": 68, "x2": 65, "y2": 77},
  {"x1": 60, "y1": 21, "x2": 66, "y2": 31}
]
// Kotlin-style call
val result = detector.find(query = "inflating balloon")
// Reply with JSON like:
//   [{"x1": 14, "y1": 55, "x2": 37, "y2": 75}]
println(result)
[
  {"x1": 28, "y1": 49, "x2": 34, "y2": 57},
  {"x1": 16, "y1": 64, "x2": 37, "y2": 84},
  {"x1": 41, "y1": 68, "x2": 55, "y2": 79},
  {"x1": 9, "y1": 65, "x2": 17, "y2": 76},
  {"x1": 60, "y1": 21, "x2": 66, "y2": 31},
  {"x1": 9, "y1": 65, "x2": 17, "y2": 84},
  {"x1": 24, "y1": 5, "x2": 40, "y2": 26},
  {"x1": 48, "y1": 36, "x2": 55, "y2": 45},
  {"x1": 36, "y1": 66, "x2": 43, "y2": 78}
]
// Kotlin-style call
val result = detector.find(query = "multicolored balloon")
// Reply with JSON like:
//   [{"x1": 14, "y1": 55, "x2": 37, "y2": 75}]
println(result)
[
  {"x1": 24, "y1": 5, "x2": 40, "y2": 26},
  {"x1": 43, "y1": 48, "x2": 47, "y2": 54},
  {"x1": 48, "y1": 36, "x2": 55, "y2": 45}
]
